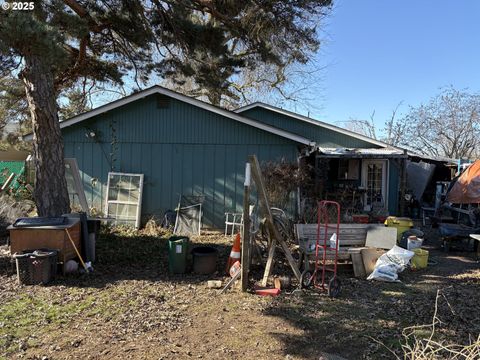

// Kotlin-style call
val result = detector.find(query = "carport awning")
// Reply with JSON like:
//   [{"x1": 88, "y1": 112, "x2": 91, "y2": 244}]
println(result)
[{"x1": 316, "y1": 147, "x2": 407, "y2": 159}]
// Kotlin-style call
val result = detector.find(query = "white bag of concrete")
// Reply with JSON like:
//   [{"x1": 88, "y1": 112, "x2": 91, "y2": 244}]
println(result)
[{"x1": 367, "y1": 245, "x2": 415, "y2": 282}]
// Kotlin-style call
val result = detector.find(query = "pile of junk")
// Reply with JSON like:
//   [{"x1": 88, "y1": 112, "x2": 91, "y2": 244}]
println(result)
[
  {"x1": 7, "y1": 213, "x2": 100, "y2": 285},
  {"x1": 434, "y1": 160, "x2": 480, "y2": 254}
]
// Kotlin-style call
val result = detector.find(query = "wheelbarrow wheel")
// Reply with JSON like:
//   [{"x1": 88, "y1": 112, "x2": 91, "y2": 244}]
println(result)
[
  {"x1": 328, "y1": 276, "x2": 341, "y2": 298},
  {"x1": 300, "y1": 270, "x2": 313, "y2": 288}
]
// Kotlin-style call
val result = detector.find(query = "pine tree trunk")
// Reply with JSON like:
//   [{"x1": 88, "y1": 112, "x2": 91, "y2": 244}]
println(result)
[{"x1": 21, "y1": 56, "x2": 70, "y2": 216}]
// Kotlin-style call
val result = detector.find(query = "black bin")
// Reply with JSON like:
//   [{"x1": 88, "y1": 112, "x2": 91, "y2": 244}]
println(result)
[{"x1": 13, "y1": 249, "x2": 58, "y2": 285}]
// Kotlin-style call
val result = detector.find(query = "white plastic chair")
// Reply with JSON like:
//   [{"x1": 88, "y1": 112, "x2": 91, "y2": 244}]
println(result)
[
  {"x1": 224, "y1": 212, "x2": 243, "y2": 235},
  {"x1": 224, "y1": 205, "x2": 256, "y2": 236}
]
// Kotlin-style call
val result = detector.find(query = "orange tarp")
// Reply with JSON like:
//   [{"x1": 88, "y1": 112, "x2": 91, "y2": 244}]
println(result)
[{"x1": 446, "y1": 160, "x2": 480, "y2": 204}]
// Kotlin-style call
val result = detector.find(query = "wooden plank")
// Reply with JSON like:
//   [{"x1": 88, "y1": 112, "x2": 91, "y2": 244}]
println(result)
[
  {"x1": 295, "y1": 223, "x2": 384, "y2": 235},
  {"x1": 241, "y1": 178, "x2": 250, "y2": 292},
  {"x1": 220, "y1": 268, "x2": 241, "y2": 294},
  {"x1": 351, "y1": 253, "x2": 366, "y2": 278},
  {"x1": 298, "y1": 237, "x2": 366, "y2": 247},
  {"x1": 351, "y1": 247, "x2": 368, "y2": 278},
  {"x1": 261, "y1": 238, "x2": 276, "y2": 286},
  {"x1": 249, "y1": 155, "x2": 274, "y2": 221},
  {"x1": 295, "y1": 223, "x2": 388, "y2": 263},
  {"x1": 295, "y1": 224, "x2": 385, "y2": 247},
  {"x1": 264, "y1": 217, "x2": 302, "y2": 280},
  {"x1": 249, "y1": 155, "x2": 301, "y2": 283},
  {"x1": 304, "y1": 250, "x2": 351, "y2": 261},
  {"x1": 1, "y1": 173, "x2": 15, "y2": 191}
]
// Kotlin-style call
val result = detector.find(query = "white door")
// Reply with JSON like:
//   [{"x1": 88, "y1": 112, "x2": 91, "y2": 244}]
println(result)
[{"x1": 361, "y1": 160, "x2": 388, "y2": 211}]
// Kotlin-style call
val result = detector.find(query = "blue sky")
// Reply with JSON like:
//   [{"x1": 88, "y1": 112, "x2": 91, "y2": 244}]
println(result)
[
  {"x1": 93, "y1": 0, "x2": 479, "y2": 136},
  {"x1": 307, "y1": 0, "x2": 480, "y2": 131}
]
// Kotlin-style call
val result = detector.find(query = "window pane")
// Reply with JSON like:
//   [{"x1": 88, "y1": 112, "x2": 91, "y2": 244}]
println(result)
[{"x1": 106, "y1": 173, "x2": 143, "y2": 228}]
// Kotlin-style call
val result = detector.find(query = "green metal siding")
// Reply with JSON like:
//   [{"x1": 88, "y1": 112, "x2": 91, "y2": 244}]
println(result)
[
  {"x1": 63, "y1": 95, "x2": 299, "y2": 227},
  {"x1": 240, "y1": 107, "x2": 380, "y2": 148}
]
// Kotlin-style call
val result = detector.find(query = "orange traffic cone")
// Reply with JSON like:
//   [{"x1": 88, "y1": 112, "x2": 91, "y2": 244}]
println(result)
[{"x1": 226, "y1": 233, "x2": 241, "y2": 274}]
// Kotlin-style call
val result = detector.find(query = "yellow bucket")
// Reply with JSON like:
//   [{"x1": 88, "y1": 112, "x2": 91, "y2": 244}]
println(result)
[
  {"x1": 411, "y1": 248, "x2": 429, "y2": 270},
  {"x1": 384, "y1": 216, "x2": 414, "y2": 241}
]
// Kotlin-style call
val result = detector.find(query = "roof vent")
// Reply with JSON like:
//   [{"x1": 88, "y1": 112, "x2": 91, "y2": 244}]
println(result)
[{"x1": 156, "y1": 94, "x2": 170, "y2": 109}]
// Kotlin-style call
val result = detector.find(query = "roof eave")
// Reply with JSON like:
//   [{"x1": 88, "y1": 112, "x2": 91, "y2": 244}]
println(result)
[{"x1": 235, "y1": 103, "x2": 400, "y2": 150}]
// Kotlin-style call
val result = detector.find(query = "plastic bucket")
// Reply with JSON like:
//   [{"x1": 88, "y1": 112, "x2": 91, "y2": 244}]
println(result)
[
  {"x1": 168, "y1": 236, "x2": 189, "y2": 274},
  {"x1": 411, "y1": 248, "x2": 429, "y2": 270},
  {"x1": 407, "y1": 236, "x2": 423, "y2": 251},
  {"x1": 192, "y1": 247, "x2": 218, "y2": 274},
  {"x1": 399, "y1": 229, "x2": 424, "y2": 249}
]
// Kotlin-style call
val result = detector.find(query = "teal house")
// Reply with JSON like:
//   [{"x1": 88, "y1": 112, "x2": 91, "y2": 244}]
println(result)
[{"x1": 27, "y1": 86, "x2": 406, "y2": 228}]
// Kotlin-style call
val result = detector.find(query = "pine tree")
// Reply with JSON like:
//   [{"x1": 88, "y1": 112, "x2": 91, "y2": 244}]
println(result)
[{"x1": 0, "y1": 0, "x2": 331, "y2": 216}]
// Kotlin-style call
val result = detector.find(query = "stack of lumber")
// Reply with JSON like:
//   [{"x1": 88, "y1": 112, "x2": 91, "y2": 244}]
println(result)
[{"x1": 294, "y1": 223, "x2": 398, "y2": 278}]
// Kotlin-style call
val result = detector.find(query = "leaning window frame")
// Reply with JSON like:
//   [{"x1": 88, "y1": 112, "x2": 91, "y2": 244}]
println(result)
[
  {"x1": 64, "y1": 158, "x2": 90, "y2": 216},
  {"x1": 105, "y1": 172, "x2": 144, "y2": 229}
]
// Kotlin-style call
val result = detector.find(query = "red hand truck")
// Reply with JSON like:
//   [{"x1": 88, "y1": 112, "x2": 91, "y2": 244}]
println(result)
[{"x1": 300, "y1": 200, "x2": 341, "y2": 298}]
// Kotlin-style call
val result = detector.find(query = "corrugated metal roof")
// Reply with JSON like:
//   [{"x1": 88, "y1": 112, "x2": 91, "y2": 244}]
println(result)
[
  {"x1": 317, "y1": 147, "x2": 406, "y2": 157},
  {"x1": 406, "y1": 151, "x2": 456, "y2": 164},
  {"x1": 317, "y1": 147, "x2": 457, "y2": 163}
]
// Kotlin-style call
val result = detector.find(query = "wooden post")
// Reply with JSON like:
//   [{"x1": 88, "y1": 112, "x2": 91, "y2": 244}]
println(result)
[
  {"x1": 0, "y1": 173, "x2": 15, "y2": 191},
  {"x1": 241, "y1": 163, "x2": 251, "y2": 292},
  {"x1": 248, "y1": 155, "x2": 302, "y2": 284}
]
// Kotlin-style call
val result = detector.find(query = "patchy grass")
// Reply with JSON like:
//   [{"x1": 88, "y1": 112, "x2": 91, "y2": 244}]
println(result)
[
  {"x1": 0, "y1": 226, "x2": 479, "y2": 359},
  {"x1": 0, "y1": 283, "x2": 157, "y2": 355}
]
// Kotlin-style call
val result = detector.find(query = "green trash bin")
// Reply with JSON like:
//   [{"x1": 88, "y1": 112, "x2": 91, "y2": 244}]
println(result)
[{"x1": 168, "y1": 236, "x2": 189, "y2": 274}]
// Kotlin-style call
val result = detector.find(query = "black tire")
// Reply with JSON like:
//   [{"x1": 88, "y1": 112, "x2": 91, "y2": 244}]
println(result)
[
  {"x1": 300, "y1": 270, "x2": 313, "y2": 289},
  {"x1": 328, "y1": 277, "x2": 341, "y2": 298}
]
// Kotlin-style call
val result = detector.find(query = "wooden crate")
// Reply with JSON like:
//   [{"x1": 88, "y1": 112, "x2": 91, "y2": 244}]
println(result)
[{"x1": 8, "y1": 218, "x2": 81, "y2": 266}]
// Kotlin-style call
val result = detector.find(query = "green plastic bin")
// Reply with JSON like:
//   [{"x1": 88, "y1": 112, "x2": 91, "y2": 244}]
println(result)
[{"x1": 168, "y1": 236, "x2": 189, "y2": 274}]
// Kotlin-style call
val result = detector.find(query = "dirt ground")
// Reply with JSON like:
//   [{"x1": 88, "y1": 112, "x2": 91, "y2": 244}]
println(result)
[{"x1": 0, "y1": 225, "x2": 479, "y2": 359}]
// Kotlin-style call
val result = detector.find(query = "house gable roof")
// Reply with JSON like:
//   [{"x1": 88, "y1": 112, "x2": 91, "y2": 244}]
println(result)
[
  {"x1": 23, "y1": 86, "x2": 315, "y2": 146},
  {"x1": 235, "y1": 102, "x2": 396, "y2": 149}
]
